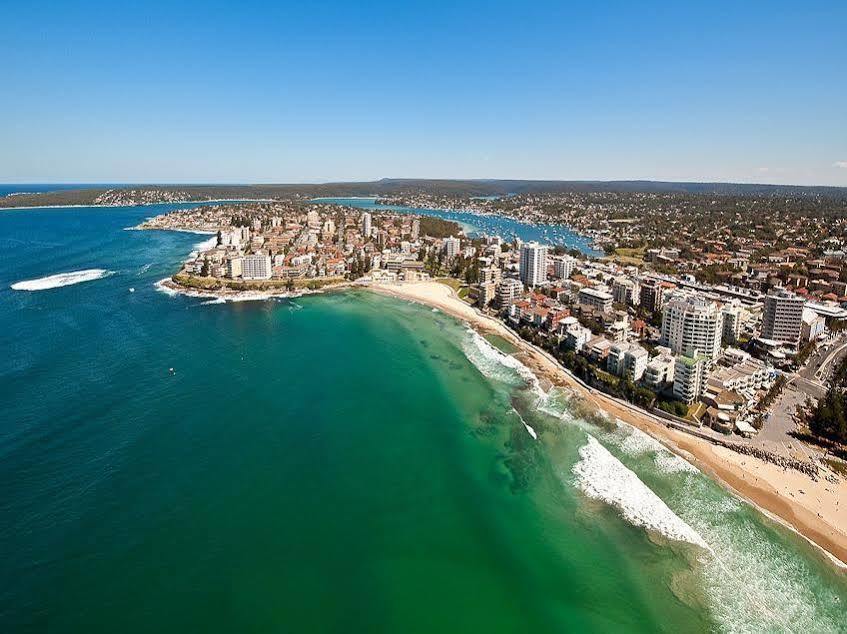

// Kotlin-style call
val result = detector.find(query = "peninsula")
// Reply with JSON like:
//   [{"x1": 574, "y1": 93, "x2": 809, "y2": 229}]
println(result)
[{"x1": 141, "y1": 196, "x2": 847, "y2": 566}]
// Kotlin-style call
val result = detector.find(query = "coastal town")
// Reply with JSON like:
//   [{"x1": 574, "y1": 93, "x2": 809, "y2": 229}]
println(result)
[
  {"x1": 134, "y1": 192, "x2": 847, "y2": 564},
  {"x1": 143, "y1": 198, "x2": 847, "y2": 456},
  {"x1": 7, "y1": 1, "x2": 847, "y2": 628}
]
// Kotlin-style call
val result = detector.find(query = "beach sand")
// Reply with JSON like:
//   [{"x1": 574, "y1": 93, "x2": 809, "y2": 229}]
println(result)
[{"x1": 368, "y1": 280, "x2": 847, "y2": 567}]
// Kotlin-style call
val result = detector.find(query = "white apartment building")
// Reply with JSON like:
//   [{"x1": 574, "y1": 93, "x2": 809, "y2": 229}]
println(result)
[
  {"x1": 578, "y1": 287, "x2": 614, "y2": 313},
  {"x1": 497, "y1": 278, "x2": 524, "y2": 308},
  {"x1": 480, "y1": 266, "x2": 502, "y2": 284},
  {"x1": 607, "y1": 343, "x2": 630, "y2": 376},
  {"x1": 242, "y1": 254, "x2": 273, "y2": 280},
  {"x1": 475, "y1": 281, "x2": 497, "y2": 307},
  {"x1": 661, "y1": 292, "x2": 724, "y2": 360},
  {"x1": 563, "y1": 320, "x2": 592, "y2": 352},
  {"x1": 644, "y1": 350, "x2": 676, "y2": 391},
  {"x1": 623, "y1": 345, "x2": 649, "y2": 382},
  {"x1": 707, "y1": 361, "x2": 770, "y2": 394},
  {"x1": 220, "y1": 226, "x2": 251, "y2": 249},
  {"x1": 551, "y1": 255, "x2": 575, "y2": 280},
  {"x1": 801, "y1": 308, "x2": 825, "y2": 343},
  {"x1": 361, "y1": 212, "x2": 372, "y2": 238},
  {"x1": 443, "y1": 236, "x2": 461, "y2": 260},
  {"x1": 606, "y1": 343, "x2": 649, "y2": 381},
  {"x1": 673, "y1": 352, "x2": 709, "y2": 404},
  {"x1": 519, "y1": 242, "x2": 548, "y2": 287},
  {"x1": 612, "y1": 277, "x2": 639, "y2": 307},
  {"x1": 761, "y1": 289, "x2": 805, "y2": 347},
  {"x1": 321, "y1": 219, "x2": 336, "y2": 241},
  {"x1": 721, "y1": 300, "x2": 744, "y2": 345}
]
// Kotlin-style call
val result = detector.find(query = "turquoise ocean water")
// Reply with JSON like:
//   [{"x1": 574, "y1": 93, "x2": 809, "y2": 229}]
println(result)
[{"x1": 1, "y1": 200, "x2": 845, "y2": 632}]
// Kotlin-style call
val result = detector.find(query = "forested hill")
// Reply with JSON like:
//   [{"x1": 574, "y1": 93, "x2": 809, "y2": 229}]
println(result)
[{"x1": 2, "y1": 179, "x2": 847, "y2": 208}]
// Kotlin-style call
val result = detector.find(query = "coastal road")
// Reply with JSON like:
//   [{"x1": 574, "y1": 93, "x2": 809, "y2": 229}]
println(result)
[{"x1": 800, "y1": 333, "x2": 847, "y2": 383}]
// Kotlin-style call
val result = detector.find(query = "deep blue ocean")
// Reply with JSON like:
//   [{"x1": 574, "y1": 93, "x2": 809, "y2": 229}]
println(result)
[{"x1": 0, "y1": 184, "x2": 127, "y2": 197}]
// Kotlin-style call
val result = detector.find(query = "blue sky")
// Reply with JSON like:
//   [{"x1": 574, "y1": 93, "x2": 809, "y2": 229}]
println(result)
[{"x1": 1, "y1": 0, "x2": 845, "y2": 185}]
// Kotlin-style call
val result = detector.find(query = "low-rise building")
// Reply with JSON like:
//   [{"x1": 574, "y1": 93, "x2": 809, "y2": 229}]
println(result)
[
  {"x1": 586, "y1": 336, "x2": 613, "y2": 362},
  {"x1": 578, "y1": 287, "x2": 613, "y2": 313},
  {"x1": 801, "y1": 307, "x2": 825, "y2": 343},
  {"x1": 643, "y1": 351, "x2": 675, "y2": 392}
]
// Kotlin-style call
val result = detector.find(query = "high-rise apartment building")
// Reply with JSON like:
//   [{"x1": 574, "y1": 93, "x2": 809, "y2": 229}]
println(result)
[
  {"x1": 660, "y1": 292, "x2": 724, "y2": 359},
  {"x1": 761, "y1": 289, "x2": 805, "y2": 347},
  {"x1": 519, "y1": 242, "x2": 548, "y2": 287}
]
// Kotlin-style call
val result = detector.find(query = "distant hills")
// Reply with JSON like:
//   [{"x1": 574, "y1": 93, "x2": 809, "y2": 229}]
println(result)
[{"x1": 2, "y1": 178, "x2": 846, "y2": 208}]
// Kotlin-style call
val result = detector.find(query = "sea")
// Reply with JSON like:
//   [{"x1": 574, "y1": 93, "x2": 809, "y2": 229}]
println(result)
[{"x1": 1, "y1": 189, "x2": 846, "y2": 632}]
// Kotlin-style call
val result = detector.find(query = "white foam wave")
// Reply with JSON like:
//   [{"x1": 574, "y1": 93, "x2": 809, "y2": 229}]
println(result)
[
  {"x1": 199, "y1": 297, "x2": 225, "y2": 305},
  {"x1": 654, "y1": 450, "x2": 699, "y2": 474},
  {"x1": 223, "y1": 293, "x2": 283, "y2": 303},
  {"x1": 572, "y1": 436, "x2": 709, "y2": 549},
  {"x1": 673, "y1": 478, "x2": 842, "y2": 633},
  {"x1": 536, "y1": 388, "x2": 583, "y2": 426},
  {"x1": 154, "y1": 278, "x2": 180, "y2": 297},
  {"x1": 462, "y1": 328, "x2": 539, "y2": 389},
  {"x1": 612, "y1": 420, "x2": 699, "y2": 476},
  {"x1": 11, "y1": 269, "x2": 113, "y2": 291},
  {"x1": 618, "y1": 423, "x2": 667, "y2": 456},
  {"x1": 186, "y1": 236, "x2": 218, "y2": 261},
  {"x1": 193, "y1": 236, "x2": 217, "y2": 252}
]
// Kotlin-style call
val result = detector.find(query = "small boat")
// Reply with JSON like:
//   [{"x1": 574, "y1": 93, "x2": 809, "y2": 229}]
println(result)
[{"x1": 129, "y1": 287, "x2": 135, "y2": 293}]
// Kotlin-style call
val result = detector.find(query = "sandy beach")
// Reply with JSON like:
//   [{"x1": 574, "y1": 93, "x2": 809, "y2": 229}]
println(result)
[{"x1": 368, "y1": 280, "x2": 847, "y2": 568}]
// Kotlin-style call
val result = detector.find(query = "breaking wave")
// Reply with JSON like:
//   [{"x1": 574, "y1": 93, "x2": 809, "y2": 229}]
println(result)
[
  {"x1": 512, "y1": 407, "x2": 538, "y2": 440},
  {"x1": 654, "y1": 450, "x2": 699, "y2": 475},
  {"x1": 456, "y1": 326, "x2": 842, "y2": 631},
  {"x1": 187, "y1": 236, "x2": 218, "y2": 261},
  {"x1": 672, "y1": 478, "x2": 844, "y2": 633},
  {"x1": 618, "y1": 423, "x2": 667, "y2": 456},
  {"x1": 461, "y1": 328, "x2": 539, "y2": 389},
  {"x1": 572, "y1": 435, "x2": 710, "y2": 549},
  {"x1": 11, "y1": 269, "x2": 113, "y2": 291},
  {"x1": 613, "y1": 422, "x2": 700, "y2": 475},
  {"x1": 153, "y1": 278, "x2": 180, "y2": 297}
]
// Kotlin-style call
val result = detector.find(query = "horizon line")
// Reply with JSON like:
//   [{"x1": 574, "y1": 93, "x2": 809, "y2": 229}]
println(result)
[{"x1": 3, "y1": 177, "x2": 847, "y2": 190}]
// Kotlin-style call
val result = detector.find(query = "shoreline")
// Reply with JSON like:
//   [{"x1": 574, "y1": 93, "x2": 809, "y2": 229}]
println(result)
[
  {"x1": 152, "y1": 261, "x2": 847, "y2": 568},
  {"x1": 154, "y1": 276, "x2": 355, "y2": 302},
  {"x1": 364, "y1": 281, "x2": 847, "y2": 569}
]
